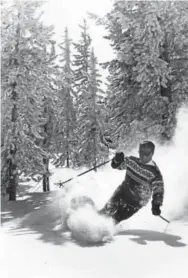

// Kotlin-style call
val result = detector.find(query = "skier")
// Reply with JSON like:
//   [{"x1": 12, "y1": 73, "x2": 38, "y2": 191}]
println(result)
[{"x1": 99, "y1": 141, "x2": 164, "y2": 224}]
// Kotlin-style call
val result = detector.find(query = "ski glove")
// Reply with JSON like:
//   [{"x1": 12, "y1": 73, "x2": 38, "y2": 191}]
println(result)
[
  {"x1": 152, "y1": 204, "x2": 161, "y2": 216},
  {"x1": 111, "y1": 152, "x2": 124, "y2": 169}
]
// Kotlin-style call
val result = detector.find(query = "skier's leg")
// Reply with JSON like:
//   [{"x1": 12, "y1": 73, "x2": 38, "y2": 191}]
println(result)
[
  {"x1": 112, "y1": 203, "x2": 141, "y2": 224},
  {"x1": 99, "y1": 182, "x2": 141, "y2": 224},
  {"x1": 99, "y1": 183, "x2": 124, "y2": 215},
  {"x1": 99, "y1": 201, "x2": 141, "y2": 224}
]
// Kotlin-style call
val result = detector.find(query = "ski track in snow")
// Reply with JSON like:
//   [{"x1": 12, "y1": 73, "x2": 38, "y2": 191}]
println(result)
[{"x1": 1, "y1": 107, "x2": 188, "y2": 278}]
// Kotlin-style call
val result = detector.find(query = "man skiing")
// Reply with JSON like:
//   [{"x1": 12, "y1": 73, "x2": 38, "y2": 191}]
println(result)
[{"x1": 99, "y1": 141, "x2": 164, "y2": 224}]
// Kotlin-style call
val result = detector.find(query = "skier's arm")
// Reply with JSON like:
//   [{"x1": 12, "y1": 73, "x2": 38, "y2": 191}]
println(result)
[
  {"x1": 111, "y1": 152, "x2": 127, "y2": 170},
  {"x1": 151, "y1": 170, "x2": 164, "y2": 215}
]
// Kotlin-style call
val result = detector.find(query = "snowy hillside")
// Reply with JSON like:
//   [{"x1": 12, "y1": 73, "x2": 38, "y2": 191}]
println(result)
[{"x1": 1, "y1": 107, "x2": 188, "y2": 278}]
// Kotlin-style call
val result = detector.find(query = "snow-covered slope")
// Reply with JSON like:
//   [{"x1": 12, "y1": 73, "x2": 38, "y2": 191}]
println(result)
[
  {"x1": 1, "y1": 106, "x2": 188, "y2": 278},
  {"x1": 1, "y1": 206, "x2": 188, "y2": 278}
]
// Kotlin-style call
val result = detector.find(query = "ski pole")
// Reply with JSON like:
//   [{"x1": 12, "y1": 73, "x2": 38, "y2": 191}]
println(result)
[
  {"x1": 159, "y1": 215, "x2": 170, "y2": 224},
  {"x1": 159, "y1": 215, "x2": 171, "y2": 233},
  {"x1": 58, "y1": 159, "x2": 111, "y2": 187}
]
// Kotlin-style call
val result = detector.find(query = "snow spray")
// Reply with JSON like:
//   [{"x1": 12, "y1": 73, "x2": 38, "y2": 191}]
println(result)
[
  {"x1": 154, "y1": 105, "x2": 188, "y2": 220},
  {"x1": 51, "y1": 188, "x2": 115, "y2": 244}
]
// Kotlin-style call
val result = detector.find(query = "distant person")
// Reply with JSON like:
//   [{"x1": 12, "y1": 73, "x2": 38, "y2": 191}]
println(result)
[{"x1": 99, "y1": 141, "x2": 164, "y2": 224}]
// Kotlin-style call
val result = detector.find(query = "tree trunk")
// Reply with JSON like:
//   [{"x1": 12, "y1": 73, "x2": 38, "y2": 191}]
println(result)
[
  {"x1": 66, "y1": 154, "x2": 70, "y2": 168},
  {"x1": 7, "y1": 20, "x2": 21, "y2": 201},
  {"x1": 93, "y1": 130, "x2": 97, "y2": 171},
  {"x1": 42, "y1": 103, "x2": 50, "y2": 192},
  {"x1": 43, "y1": 175, "x2": 50, "y2": 192},
  {"x1": 42, "y1": 157, "x2": 50, "y2": 192},
  {"x1": 8, "y1": 143, "x2": 17, "y2": 201},
  {"x1": 66, "y1": 87, "x2": 70, "y2": 168},
  {"x1": 8, "y1": 84, "x2": 18, "y2": 201}
]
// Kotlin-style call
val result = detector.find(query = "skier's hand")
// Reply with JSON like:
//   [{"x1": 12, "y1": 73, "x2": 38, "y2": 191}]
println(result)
[
  {"x1": 114, "y1": 152, "x2": 124, "y2": 162},
  {"x1": 111, "y1": 152, "x2": 124, "y2": 168},
  {"x1": 152, "y1": 204, "x2": 161, "y2": 216}
]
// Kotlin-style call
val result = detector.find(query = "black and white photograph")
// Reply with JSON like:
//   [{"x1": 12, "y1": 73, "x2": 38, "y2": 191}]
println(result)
[{"x1": 1, "y1": 0, "x2": 188, "y2": 277}]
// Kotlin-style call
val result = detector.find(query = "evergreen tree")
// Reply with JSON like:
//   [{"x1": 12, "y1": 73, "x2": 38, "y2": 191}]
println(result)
[
  {"x1": 75, "y1": 47, "x2": 109, "y2": 168},
  {"x1": 36, "y1": 40, "x2": 59, "y2": 192},
  {"x1": 72, "y1": 19, "x2": 91, "y2": 166},
  {"x1": 73, "y1": 20, "x2": 109, "y2": 167},
  {"x1": 1, "y1": 1, "x2": 57, "y2": 199},
  {"x1": 55, "y1": 27, "x2": 76, "y2": 168},
  {"x1": 104, "y1": 1, "x2": 188, "y2": 150},
  {"x1": 73, "y1": 19, "x2": 91, "y2": 94},
  {"x1": 88, "y1": 49, "x2": 109, "y2": 167}
]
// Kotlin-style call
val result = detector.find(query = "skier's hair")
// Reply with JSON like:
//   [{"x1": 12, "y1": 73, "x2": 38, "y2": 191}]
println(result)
[{"x1": 139, "y1": 140, "x2": 155, "y2": 153}]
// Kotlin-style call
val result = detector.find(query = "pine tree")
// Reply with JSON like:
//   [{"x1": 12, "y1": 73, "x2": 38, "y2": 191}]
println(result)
[
  {"x1": 157, "y1": 1, "x2": 188, "y2": 140},
  {"x1": 54, "y1": 27, "x2": 76, "y2": 168},
  {"x1": 73, "y1": 19, "x2": 91, "y2": 94},
  {"x1": 1, "y1": 1, "x2": 58, "y2": 199},
  {"x1": 87, "y1": 48, "x2": 109, "y2": 167},
  {"x1": 104, "y1": 1, "x2": 188, "y2": 150},
  {"x1": 36, "y1": 39, "x2": 59, "y2": 193},
  {"x1": 75, "y1": 46, "x2": 109, "y2": 168},
  {"x1": 72, "y1": 19, "x2": 91, "y2": 166},
  {"x1": 72, "y1": 20, "x2": 109, "y2": 167}
]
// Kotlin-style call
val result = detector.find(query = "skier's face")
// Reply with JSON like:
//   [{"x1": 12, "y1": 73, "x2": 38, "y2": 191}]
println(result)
[{"x1": 139, "y1": 146, "x2": 154, "y2": 164}]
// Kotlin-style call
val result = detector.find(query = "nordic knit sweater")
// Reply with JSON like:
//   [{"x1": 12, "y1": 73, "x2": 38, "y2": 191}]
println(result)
[{"x1": 111, "y1": 156, "x2": 164, "y2": 207}]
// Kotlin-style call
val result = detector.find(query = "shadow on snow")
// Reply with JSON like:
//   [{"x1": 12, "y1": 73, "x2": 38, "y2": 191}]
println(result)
[
  {"x1": 117, "y1": 229, "x2": 187, "y2": 247},
  {"x1": 1, "y1": 193, "x2": 187, "y2": 248},
  {"x1": 1, "y1": 192, "x2": 109, "y2": 247},
  {"x1": 1, "y1": 192, "x2": 70, "y2": 246}
]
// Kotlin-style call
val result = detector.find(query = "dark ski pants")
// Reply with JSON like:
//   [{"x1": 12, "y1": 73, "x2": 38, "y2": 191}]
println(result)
[
  {"x1": 99, "y1": 183, "x2": 142, "y2": 224},
  {"x1": 99, "y1": 201, "x2": 141, "y2": 224}
]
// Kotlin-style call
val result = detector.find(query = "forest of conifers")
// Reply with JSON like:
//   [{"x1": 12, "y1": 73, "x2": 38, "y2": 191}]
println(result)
[{"x1": 1, "y1": 1, "x2": 188, "y2": 200}]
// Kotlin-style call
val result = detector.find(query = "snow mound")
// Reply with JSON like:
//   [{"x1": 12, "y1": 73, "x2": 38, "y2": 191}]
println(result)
[
  {"x1": 67, "y1": 204, "x2": 115, "y2": 244},
  {"x1": 51, "y1": 192, "x2": 115, "y2": 244}
]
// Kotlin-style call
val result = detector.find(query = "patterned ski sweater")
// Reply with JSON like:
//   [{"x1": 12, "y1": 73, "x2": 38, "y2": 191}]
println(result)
[{"x1": 111, "y1": 156, "x2": 164, "y2": 207}]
